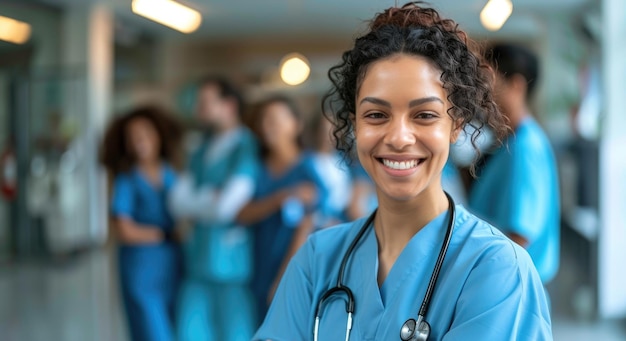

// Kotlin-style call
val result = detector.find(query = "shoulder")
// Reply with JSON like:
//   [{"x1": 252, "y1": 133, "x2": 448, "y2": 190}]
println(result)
[
  {"x1": 233, "y1": 127, "x2": 261, "y2": 161},
  {"x1": 300, "y1": 150, "x2": 317, "y2": 165},
  {"x1": 514, "y1": 118, "x2": 553, "y2": 153},
  {"x1": 296, "y1": 151, "x2": 323, "y2": 178},
  {"x1": 113, "y1": 171, "x2": 135, "y2": 186},
  {"x1": 237, "y1": 126, "x2": 258, "y2": 145},
  {"x1": 451, "y1": 207, "x2": 544, "y2": 311},
  {"x1": 302, "y1": 217, "x2": 368, "y2": 257},
  {"x1": 445, "y1": 206, "x2": 551, "y2": 339},
  {"x1": 162, "y1": 163, "x2": 178, "y2": 184},
  {"x1": 350, "y1": 162, "x2": 370, "y2": 180},
  {"x1": 162, "y1": 162, "x2": 176, "y2": 174},
  {"x1": 454, "y1": 205, "x2": 533, "y2": 268}
]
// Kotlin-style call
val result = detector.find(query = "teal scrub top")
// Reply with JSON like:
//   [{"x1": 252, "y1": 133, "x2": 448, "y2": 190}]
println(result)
[
  {"x1": 185, "y1": 127, "x2": 260, "y2": 282},
  {"x1": 469, "y1": 117, "x2": 560, "y2": 283},
  {"x1": 254, "y1": 205, "x2": 552, "y2": 341}
]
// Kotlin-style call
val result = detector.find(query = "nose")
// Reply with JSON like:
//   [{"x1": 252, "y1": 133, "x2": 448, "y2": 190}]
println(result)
[{"x1": 385, "y1": 116, "x2": 416, "y2": 151}]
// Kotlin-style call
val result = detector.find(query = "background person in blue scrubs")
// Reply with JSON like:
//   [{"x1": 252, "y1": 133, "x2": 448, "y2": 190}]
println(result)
[
  {"x1": 100, "y1": 106, "x2": 184, "y2": 341},
  {"x1": 237, "y1": 96, "x2": 325, "y2": 325},
  {"x1": 469, "y1": 43, "x2": 560, "y2": 284},
  {"x1": 254, "y1": 3, "x2": 552, "y2": 340},
  {"x1": 308, "y1": 112, "x2": 352, "y2": 228},
  {"x1": 168, "y1": 76, "x2": 259, "y2": 341}
]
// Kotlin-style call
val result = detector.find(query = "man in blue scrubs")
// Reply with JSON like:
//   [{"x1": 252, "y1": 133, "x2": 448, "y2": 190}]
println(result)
[
  {"x1": 169, "y1": 76, "x2": 259, "y2": 341},
  {"x1": 470, "y1": 43, "x2": 560, "y2": 284}
]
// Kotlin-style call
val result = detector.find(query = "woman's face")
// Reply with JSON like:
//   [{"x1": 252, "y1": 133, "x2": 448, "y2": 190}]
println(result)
[
  {"x1": 196, "y1": 84, "x2": 233, "y2": 129},
  {"x1": 260, "y1": 102, "x2": 300, "y2": 151},
  {"x1": 354, "y1": 54, "x2": 459, "y2": 203},
  {"x1": 126, "y1": 117, "x2": 161, "y2": 163}
]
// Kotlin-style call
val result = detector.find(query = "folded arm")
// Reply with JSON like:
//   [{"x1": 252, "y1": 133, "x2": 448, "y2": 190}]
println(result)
[
  {"x1": 113, "y1": 216, "x2": 163, "y2": 244},
  {"x1": 170, "y1": 173, "x2": 255, "y2": 224}
]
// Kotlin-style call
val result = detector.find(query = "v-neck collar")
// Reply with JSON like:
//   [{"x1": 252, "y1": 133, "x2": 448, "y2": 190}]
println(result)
[
  {"x1": 363, "y1": 209, "x2": 450, "y2": 307},
  {"x1": 134, "y1": 164, "x2": 166, "y2": 191},
  {"x1": 264, "y1": 154, "x2": 304, "y2": 180}
]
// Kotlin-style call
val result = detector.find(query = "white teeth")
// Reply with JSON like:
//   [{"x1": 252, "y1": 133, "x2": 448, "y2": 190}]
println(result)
[{"x1": 382, "y1": 159, "x2": 418, "y2": 170}]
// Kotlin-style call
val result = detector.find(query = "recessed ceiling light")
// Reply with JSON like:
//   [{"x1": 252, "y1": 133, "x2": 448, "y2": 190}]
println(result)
[
  {"x1": 280, "y1": 53, "x2": 311, "y2": 86},
  {"x1": 480, "y1": 0, "x2": 513, "y2": 32},
  {"x1": 0, "y1": 15, "x2": 31, "y2": 44},
  {"x1": 132, "y1": 0, "x2": 202, "y2": 34}
]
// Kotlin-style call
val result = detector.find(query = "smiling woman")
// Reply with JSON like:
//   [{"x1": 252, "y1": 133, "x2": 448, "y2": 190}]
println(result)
[{"x1": 253, "y1": 2, "x2": 552, "y2": 341}]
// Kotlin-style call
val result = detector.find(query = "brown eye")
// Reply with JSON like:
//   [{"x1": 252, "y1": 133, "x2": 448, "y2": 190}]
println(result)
[
  {"x1": 365, "y1": 112, "x2": 386, "y2": 119},
  {"x1": 416, "y1": 112, "x2": 437, "y2": 119}
]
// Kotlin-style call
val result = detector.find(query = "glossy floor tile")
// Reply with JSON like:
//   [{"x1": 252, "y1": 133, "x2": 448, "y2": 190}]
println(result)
[{"x1": 0, "y1": 248, "x2": 625, "y2": 341}]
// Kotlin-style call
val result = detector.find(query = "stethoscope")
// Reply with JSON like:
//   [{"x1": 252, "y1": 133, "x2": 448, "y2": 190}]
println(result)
[{"x1": 313, "y1": 192, "x2": 456, "y2": 341}]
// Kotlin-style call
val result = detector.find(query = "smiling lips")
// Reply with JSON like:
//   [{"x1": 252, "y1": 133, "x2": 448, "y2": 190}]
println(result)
[
  {"x1": 380, "y1": 158, "x2": 424, "y2": 171},
  {"x1": 382, "y1": 159, "x2": 417, "y2": 170}
]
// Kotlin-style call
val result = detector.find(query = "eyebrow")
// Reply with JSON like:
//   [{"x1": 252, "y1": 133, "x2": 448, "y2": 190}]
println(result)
[{"x1": 359, "y1": 96, "x2": 444, "y2": 108}]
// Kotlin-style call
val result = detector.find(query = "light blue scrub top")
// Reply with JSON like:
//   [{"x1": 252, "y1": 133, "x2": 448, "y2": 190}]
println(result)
[
  {"x1": 469, "y1": 117, "x2": 560, "y2": 283},
  {"x1": 441, "y1": 160, "x2": 467, "y2": 206},
  {"x1": 254, "y1": 205, "x2": 551, "y2": 341},
  {"x1": 185, "y1": 127, "x2": 260, "y2": 282},
  {"x1": 349, "y1": 162, "x2": 378, "y2": 216}
]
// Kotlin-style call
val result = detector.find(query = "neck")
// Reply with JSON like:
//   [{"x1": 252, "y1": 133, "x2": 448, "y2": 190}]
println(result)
[
  {"x1": 374, "y1": 187, "x2": 449, "y2": 259},
  {"x1": 215, "y1": 117, "x2": 240, "y2": 135},
  {"x1": 269, "y1": 142, "x2": 300, "y2": 164},
  {"x1": 137, "y1": 157, "x2": 161, "y2": 171},
  {"x1": 317, "y1": 144, "x2": 333, "y2": 154},
  {"x1": 506, "y1": 105, "x2": 530, "y2": 131}
]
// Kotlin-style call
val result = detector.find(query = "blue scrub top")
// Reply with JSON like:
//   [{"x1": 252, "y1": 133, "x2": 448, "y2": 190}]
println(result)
[
  {"x1": 111, "y1": 164, "x2": 177, "y2": 231},
  {"x1": 188, "y1": 128, "x2": 259, "y2": 189},
  {"x1": 469, "y1": 117, "x2": 560, "y2": 283},
  {"x1": 251, "y1": 152, "x2": 325, "y2": 312},
  {"x1": 442, "y1": 160, "x2": 467, "y2": 205},
  {"x1": 254, "y1": 205, "x2": 551, "y2": 340},
  {"x1": 311, "y1": 152, "x2": 352, "y2": 227},
  {"x1": 349, "y1": 162, "x2": 378, "y2": 215},
  {"x1": 185, "y1": 127, "x2": 260, "y2": 282}
]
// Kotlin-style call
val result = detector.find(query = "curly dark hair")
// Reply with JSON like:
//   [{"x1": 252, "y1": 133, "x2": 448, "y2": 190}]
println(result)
[
  {"x1": 99, "y1": 106, "x2": 184, "y2": 176},
  {"x1": 322, "y1": 1, "x2": 508, "y2": 174}
]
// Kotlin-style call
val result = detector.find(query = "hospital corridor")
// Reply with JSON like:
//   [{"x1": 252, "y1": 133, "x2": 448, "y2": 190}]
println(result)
[{"x1": 1, "y1": 0, "x2": 626, "y2": 340}]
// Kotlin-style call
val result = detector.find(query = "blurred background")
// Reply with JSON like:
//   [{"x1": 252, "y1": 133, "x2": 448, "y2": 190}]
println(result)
[{"x1": 0, "y1": 0, "x2": 625, "y2": 340}]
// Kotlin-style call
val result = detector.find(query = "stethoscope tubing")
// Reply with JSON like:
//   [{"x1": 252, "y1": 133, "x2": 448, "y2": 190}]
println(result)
[
  {"x1": 418, "y1": 192, "x2": 455, "y2": 317},
  {"x1": 313, "y1": 192, "x2": 455, "y2": 341}
]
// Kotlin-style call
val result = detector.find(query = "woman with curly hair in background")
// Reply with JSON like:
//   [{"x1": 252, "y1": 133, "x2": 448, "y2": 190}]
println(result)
[
  {"x1": 253, "y1": 2, "x2": 551, "y2": 340},
  {"x1": 100, "y1": 106, "x2": 183, "y2": 341}
]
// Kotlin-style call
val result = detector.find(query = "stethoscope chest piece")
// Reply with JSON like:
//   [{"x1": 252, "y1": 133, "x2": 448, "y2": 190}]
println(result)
[{"x1": 400, "y1": 317, "x2": 430, "y2": 341}]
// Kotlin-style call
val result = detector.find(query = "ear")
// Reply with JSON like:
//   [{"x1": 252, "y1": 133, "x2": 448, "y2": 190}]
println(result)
[
  {"x1": 509, "y1": 73, "x2": 528, "y2": 97},
  {"x1": 297, "y1": 119, "x2": 305, "y2": 134},
  {"x1": 350, "y1": 112, "x2": 356, "y2": 133},
  {"x1": 450, "y1": 119, "x2": 463, "y2": 144},
  {"x1": 224, "y1": 97, "x2": 239, "y2": 116}
]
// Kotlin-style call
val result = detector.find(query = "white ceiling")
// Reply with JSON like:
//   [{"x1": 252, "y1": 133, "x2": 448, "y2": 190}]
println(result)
[{"x1": 107, "y1": 0, "x2": 593, "y2": 40}]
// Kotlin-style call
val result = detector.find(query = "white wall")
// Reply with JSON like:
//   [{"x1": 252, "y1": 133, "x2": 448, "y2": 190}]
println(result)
[{"x1": 598, "y1": 0, "x2": 626, "y2": 318}]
